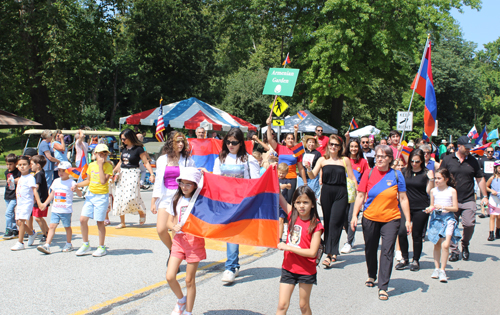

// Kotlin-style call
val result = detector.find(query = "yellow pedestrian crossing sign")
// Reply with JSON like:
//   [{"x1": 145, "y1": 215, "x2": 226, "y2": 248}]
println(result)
[
  {"x1": 273, "y1": 119, "x2": 285, "y2": 126},
  {"x1": 269, "y1": 97, "x2": 288, "y2": 117}
]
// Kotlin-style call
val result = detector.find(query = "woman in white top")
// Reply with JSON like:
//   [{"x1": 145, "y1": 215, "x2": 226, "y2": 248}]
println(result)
[
  {"x1": 151, "y1": 131, "x2": 196, "y2": 255},
  {"x1": 213, "y1": 128, "x2": 259, "y2": 283}
]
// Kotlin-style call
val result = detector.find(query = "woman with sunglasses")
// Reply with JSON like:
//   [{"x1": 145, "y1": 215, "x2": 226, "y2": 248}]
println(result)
[
  {"x1": 350, "y1": 145, "x2": 411, "y2": 300},
  {"x1": 151, "y1": 131, "x2": 195, "y2": 262},
  {"x1": 395, "y1": 149, "x2": 434, "y2": 272},
  {"x1": 213, "y1": 128, "x2": 260, "y2": 283},
  {"x1": 266, "y1": 114, "x2": 308, "y2": 204},
  {"x1": 305, "y1": 134, "x2": 357, "y2": 267},
  {"x1": 113, "y1": 129, "x2": 155, "y2": 228}
]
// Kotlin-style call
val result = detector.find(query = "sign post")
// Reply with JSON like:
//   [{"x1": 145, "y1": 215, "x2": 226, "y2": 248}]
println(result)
[{"x1": 397, "y1": 111, "x2": 413, "y2": 132}]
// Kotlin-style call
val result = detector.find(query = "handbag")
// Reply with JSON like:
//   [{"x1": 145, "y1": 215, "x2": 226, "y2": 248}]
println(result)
[{"x1": 343, "y1": 158, "x2": 357, "y2": 203}]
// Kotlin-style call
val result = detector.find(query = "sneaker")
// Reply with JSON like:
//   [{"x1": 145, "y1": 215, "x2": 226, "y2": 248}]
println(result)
[
  {"x1": 27, "y1": 230, "x2": 37, "y2": 246},
  {"x1": 340, "y1": 243, "x2": 352, "y2": 254},
  {"x1": 3, "y1": 230, "x2": 15, "y2": 240},
  {"x1": 11, "y1": 241, "x2": 25, "y2": 251},
  {"x1": 439, "y1": 270, "x2": 447, "y2": 283},
  {"x1": 431, "y1": 269, "x2": 440, "y2": 279},
  {"x1": 12, "y1": 230, "x2": 19, "y2": 238},
  {"x1": 41, "y1": 234, "x2": 47, "y2": 243},
  {"x1": 234, "y1": 268, "x2": 240, "y2": 277},
  {"x1": 395, "y1": 250, "x2": 403, "y2": 261},
  {"x1": 37, "y1": 244, "x2": 51, "y2": 254},
  {"x1": 171, "y1": 299, "x2": 186, "y2": 315},
  {"x1": 92, "y1": 246, "x2": 107, "y2": 257},
  {"x1": 76, "y1": 243, "x2": 92, "y2": 256},
  {"x1": 221, "y1": 269, "x2": 236, "y2": 283},
  {"x1": 395, "y1": 260, "x2": 409, "y2": 270},
  {"x1": 62, "y1": 243, "x2": 73, "y2": 252},
  {"x1": 410, "y1": 260, "x2": 420, "y2": 271}
]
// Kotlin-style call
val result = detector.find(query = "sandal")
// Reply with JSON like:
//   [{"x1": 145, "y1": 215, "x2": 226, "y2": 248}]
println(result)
[
  {"x1": 331, "y1": 255, "x2": 337, "y2": 263},
  {"x1": 365, "y1": 278, "x2": 376, "y2": 287},
  {"x1": 378, "y1": 289, "x2": 389, "y2": 301},
  {"x1": 115, "y1": 223, "x2": 126, "y2": 229},
  {"x1": 139, "y1": 215, "x2": 146, "y2": 225},
  {"x1": 322, "y1": 256, "x2": 332, "y2": 268}
]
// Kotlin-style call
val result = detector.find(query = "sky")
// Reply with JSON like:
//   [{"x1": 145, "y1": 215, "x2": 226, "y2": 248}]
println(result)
[{"x1": 450, "y1": 0, "x2": 500, "y2": 50}]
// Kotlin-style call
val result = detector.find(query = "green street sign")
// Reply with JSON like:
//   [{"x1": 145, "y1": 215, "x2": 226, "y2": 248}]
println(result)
[{"x1": 262, "y1": 68, "x2": 300, "y2": 97}]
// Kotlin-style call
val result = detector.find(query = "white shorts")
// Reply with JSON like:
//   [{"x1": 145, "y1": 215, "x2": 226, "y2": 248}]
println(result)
[
  {"x1": 158, "y1": 188, "x2": 177, "y2": 211},
  {"x1": 16, "y1": 205, "x2": 33, "y2": 221}
]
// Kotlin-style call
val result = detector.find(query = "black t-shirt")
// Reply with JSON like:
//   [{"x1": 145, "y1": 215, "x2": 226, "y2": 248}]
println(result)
[
  {"x1": 4, "y1": 168, "x2": 21, "y2": 200},
  {"x1": 403, "y1": 168, "x2": 429, "y2": 211},
  {"x1": 439, "y1": 153, "x2": 483, "y2": 203},
  {"x1": 34, "y1": 170, "x2": 48, "y2": 207},
  {"x1": 279, "y1": 178, "x2": 293, "y2": 203},
  {"x1": 304, "y1": 149, "x2": 322, "y2": 179},
  {"x1": 121, "y1": 146, "x2": 145, "y2": 168},
  {"x1": 478, "y1": 156, "x2": 495, "y2": 182}
]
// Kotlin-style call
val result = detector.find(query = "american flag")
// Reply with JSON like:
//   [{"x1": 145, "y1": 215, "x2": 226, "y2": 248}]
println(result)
[{"x1": 155, "y1": 98, "x2": 165, "y2": 142}]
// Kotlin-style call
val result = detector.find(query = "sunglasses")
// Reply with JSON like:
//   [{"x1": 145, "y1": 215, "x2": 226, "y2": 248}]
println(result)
[
  {"x1": 411, "y1": 160, "x2": 422, "y2": 164},
  {"x1": 423, "y1": 151, "x2": 431, "y2": 155},
  {"x1": 179, "y1": 182, "x2": 194, "y2": 188},
  {"x1": 361, "y1": 141, "x2": 368, "y2": 144},
  {"x1": 487, "y1": 151, "x2": 494, "y2": 153},
  {"x1": 316, "y1": 130, "x2": 323, "y2": 132},
  {"x1": 226, "y1": 140, "x2": 240, "y2": 146},
  {"x1": 329, "y1": 143, "x2": 341, "y2": 147},
  {"x1": 120, "y1": 138, "x2": 127, "y2": 141}
]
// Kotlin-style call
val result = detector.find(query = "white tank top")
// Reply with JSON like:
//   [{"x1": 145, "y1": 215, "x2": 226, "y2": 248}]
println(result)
[{"x1": 432, "y1": 186, "x2": 453, "y2": 212}]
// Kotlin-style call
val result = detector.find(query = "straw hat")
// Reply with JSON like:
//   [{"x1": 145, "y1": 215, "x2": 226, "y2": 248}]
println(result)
[{"x1": 302, "y1": 135, "x2": 320, "y2": 148}]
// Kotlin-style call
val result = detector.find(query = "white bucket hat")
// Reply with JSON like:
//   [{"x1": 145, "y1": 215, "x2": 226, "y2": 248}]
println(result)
[{"x1": 176, "y1": 167, "x2": 202, "y2": 186}]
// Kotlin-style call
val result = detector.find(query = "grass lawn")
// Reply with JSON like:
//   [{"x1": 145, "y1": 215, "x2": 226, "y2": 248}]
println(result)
[{"x1": 0, "y1": 129, "x2": 28, "y2": 165}]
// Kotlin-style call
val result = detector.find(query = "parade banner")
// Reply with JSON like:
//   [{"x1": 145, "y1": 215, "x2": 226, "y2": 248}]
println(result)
[{"x1": 188, "y1": 138, "x2": 253, "y2": 172}]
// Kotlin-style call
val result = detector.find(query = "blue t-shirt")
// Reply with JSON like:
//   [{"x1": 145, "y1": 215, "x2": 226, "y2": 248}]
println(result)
[
  {"x1": 53, "y1": 141, "x2": 68, "y2": 162},
  {"x1": 38, "y1": 140, "x2": 54, "y2": 171}
]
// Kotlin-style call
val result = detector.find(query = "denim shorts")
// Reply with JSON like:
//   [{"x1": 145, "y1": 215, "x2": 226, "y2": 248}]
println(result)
[
  {"x1": 81, "y1": 192, "x2": 109, "y2": 222},
  {"x1": 50, "y1": 212, "x2": 72, "y2": 228}
]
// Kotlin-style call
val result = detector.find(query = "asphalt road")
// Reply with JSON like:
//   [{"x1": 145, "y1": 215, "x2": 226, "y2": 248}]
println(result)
[{"x1": 0, "y1": 186, "x2": 499, "y2": 315}]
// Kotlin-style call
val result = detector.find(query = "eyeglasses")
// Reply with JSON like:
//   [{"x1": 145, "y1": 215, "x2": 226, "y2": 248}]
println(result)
[
  {"x1": 423, "y1": 151, "x2": 431, "y2": 155},
  {"x1": 411, "y1": 160, "x2": 422, "y2": 164},
  {"x1": 225, "y1": 140, "x2": 240, "y2": 146},
  {"x1": 179, "y1": 182, "x2": 193, "y2": 188},
  {"x1": 375, "y1": 155, "x2": 389, "y2": 160},
  {"x1": 329, "y1": 143, "x2": 341, "y2": 147}
]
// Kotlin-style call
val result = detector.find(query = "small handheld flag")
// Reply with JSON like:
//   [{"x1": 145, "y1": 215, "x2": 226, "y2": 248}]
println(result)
[
  {"x1": 470, "y1": 142, "x2": 492, "y2": 156},
  {"x1": 282, "y1": 53, "x2": 291, "y2": 66},
  {"x1": 155, "y1": 98, "x2": 166, "y2": 142},
  {"x1": 401, "y1": 146, "x2": 413, "y2": 157},
  {"x1": 475, "y1": 125, "x2": 487, "y2": 146},
  {"x1": 291, "y1": 143, "x2": 305, "y2": 158},
  {"x1": 349, "y1": 118, "x2": 358, "y2": 130},
  {"x1": 487, "y1": 129, "x2": 499, "y2": 141},
  {"x1": 468, "y1": 125, "x2": 478, "y2": 139},
  {"x1": 297, "y1": 110, "x2": 307, "y2": 120}
]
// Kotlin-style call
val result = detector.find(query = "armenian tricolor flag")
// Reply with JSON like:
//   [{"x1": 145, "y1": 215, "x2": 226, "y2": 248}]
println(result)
[
  {"x1": 350, "y1": 118, "x2": 358, "y2": 130},
  {"x1": 67, "y1": 155, "x2": 88, "y2": 180},
  {"x1": 187, "y1": 139, "x2": 254, "y2": 172},
  {"x1": 291, "y1": 143, "x2": 305, "y2": 158},
  {"x1": 401, "y1": 146, "x2": 413, "y2": 157},
  {"x1": 470, "y1": 142, "x2": 492, "y2": 156},
  {"x1": 182, "y1": 165, "x2": 280, "y2": 248},
  {"x1": 297, "y1": 110, "x2": 307, "y2": 120},
  {"x1": 282, "y1": 53, "x2": 291, "y2": 66},
  {"x1": 411, "y1": 40, "x2": 437, "y2": 139}
]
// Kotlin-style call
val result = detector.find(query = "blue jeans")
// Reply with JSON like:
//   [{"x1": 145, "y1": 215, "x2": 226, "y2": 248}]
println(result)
[
  {"x1": 45, "y1": 170, "x2": 54, "y2": 188},
  {"x1": 307, "y1": 177, "x2": 321, "y2": 198},
  {"x1": 4, "y1": 199, "x2": 17, "y2": 232},
  {"x1": 225, "y1": 243, "x2": 240, "y2": 272}
]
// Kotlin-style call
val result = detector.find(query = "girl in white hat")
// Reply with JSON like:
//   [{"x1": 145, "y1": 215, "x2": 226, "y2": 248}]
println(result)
[{"x1": 166, "y1": 167, "x2": 205, "y2": 315}]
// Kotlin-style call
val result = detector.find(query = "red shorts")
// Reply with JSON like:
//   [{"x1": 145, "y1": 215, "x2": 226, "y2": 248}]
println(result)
[
  {"x1": 171, "y1": 233, "x2": 206, "y2": 263},
  {"x1": 32, "y1": 206, "x2": 48, "y2": 218}
]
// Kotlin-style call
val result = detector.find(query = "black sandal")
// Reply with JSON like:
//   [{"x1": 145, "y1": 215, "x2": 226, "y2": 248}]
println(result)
[
  {"x1": 365, "y1": 278, "x2": 376, "y2": 287},
  {"x1": 322, "y1": 256, "x2": 332, "y2": 268},
  {"x1": 378, "y1": 289, "x2": 389, "y2": 300}
]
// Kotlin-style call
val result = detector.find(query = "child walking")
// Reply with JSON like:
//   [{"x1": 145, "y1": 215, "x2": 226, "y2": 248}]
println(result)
[
  {"x1": 30, "y1": 155, "x2": 50, "y2": 243},
  {"x1": 166, "y1": 167, "x2": 205, "y2": 315},
  {"x1": 425, "y1": 168, "x2": 461, "y2": 282},
  {"x1": 486, "y1": 160, "x2": 500, "y2": 241},
  {"x1": 276, "y1": 185, "x2": 324, "y2": 315},
  {"x1": 37, "y1": 161, "x2": 82, "y2": 254},
  {"x1": 74, "y1": 144, "x2": 114, "y2": 257},
  {"x1": 11, "y1": 156, "x2": 37, "y2": 250},
  {"x1": 3, "y1": 154, "x2": 20, "y2": 239}
]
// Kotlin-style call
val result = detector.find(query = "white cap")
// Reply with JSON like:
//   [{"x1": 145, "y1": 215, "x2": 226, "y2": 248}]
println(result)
[
  {"x1": 58, "y1": 161, "x2": 72, "y2": 170},
  {"x1": 176, "y1": 167, "x2": 202, "y2": 185}
]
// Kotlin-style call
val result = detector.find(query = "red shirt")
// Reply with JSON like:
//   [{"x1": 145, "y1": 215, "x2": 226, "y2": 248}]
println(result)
[
  {"x1": 276, "y1": 144, "x2": 303, "y2": 179},
  {"x1": 350, "y1": 157, "x2": 369, "y2": 184},
  {"x1": 316, "y1": 135, "x2": 329, "y2": 156},
  {"x1": 283, "y1": 213, "x2": 324, "y2": 275}
]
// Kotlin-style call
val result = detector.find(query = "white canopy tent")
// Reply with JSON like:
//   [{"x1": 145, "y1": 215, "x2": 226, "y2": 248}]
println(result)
[{"x1": 348, "y1": 125, "x2": 381, "y2": 138}]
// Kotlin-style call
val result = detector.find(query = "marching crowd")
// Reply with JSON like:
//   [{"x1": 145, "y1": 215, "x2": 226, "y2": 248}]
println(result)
[{"x1": 3, "y1": 112, "x2": 500, "y2": 314}]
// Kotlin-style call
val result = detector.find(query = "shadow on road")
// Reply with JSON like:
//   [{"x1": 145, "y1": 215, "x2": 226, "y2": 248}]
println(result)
[
  {"x1": 204, "y1": 310, "x2": 264, "y2": 315},
  {"x1": 466, "y1": 252, "x2": 499, "y2": 262},
  {"x1": 107, "y1": 248, "x2": 154, "y2": 256},
  {"x1": 447, "y1": 269, "x2": 473, "y2": 281},
  {"x1": 388, "y1": 278, "x2": 429, "y2": 296},
  {"x1": 222, "y1": 267, "x2": 281, "y2": 286}
]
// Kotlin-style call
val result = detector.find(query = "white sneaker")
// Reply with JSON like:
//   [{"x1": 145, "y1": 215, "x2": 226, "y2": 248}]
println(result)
[
  {"x1": 62, "y1": 243, "x2": 73, "y2": 252},
  {"x1": 340, "y1": 243, "x2": 352, "y2": 254},
  {"x1": 11, "y1": 241, "x2": 25, "y2": 251},
  {"x1": 37, "y1": 244, "x2": 51, "y2": 254},
  {"x1": 92, "y1": 246, "x2": 107, "y2": 257},
  {"x1": 27, "y1": 230, "x2": 37, "y2": 246},
  {"x1": 431, "y1": 269, "x2": 440, "y2": 279},
  {"x1": 222, "y1": 269, "x2": 236, "y2": 283},
  {"x1": 234, "y1": 268, "x2": 240, "y2": 277},
  {"x1": 395, "y1": 250, "x2": 403, "y2": 261},
  {"x1": 76, "y1": 243, "x2": 92, "y2": 256},
  {"x1": 439, "y1": 270, "x2": 447, "y2": 283}
]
